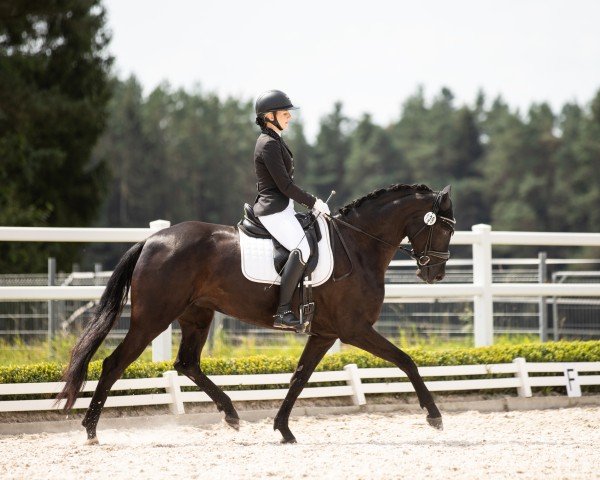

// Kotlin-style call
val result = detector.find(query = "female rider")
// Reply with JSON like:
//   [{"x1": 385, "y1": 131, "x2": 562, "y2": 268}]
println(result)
[{"x1": 253, "y1": 90, "x2": 330, "y2": 330}]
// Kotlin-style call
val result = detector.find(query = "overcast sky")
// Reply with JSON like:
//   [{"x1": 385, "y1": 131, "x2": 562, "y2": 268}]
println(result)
[{"x1": 103, "y1": 0, "x2": 600, "y2": 139}]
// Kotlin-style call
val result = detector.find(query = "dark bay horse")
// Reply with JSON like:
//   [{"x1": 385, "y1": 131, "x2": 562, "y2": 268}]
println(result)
[{"x1": 57, "y1": 183, "x2": 455, "y2": 444}]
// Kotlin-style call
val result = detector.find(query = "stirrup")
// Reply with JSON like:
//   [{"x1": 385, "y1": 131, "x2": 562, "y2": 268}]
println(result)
[{"x1": 273, "y1": 309, "x2": 304, "y2": 332}]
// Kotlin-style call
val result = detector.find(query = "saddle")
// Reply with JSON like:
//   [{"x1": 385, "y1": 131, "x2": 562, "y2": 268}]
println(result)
[
  {"x1": 237, "y1": 203, "x2": 322, "y2": 332},
  {"x1": 237, "y1": 203, "x2": 322, "y2": 274}
]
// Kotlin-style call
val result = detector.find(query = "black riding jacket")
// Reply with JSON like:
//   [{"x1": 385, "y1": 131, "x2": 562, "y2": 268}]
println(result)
[{"x1": 252, "y1": 129, "x2": 317, "y2": 216}]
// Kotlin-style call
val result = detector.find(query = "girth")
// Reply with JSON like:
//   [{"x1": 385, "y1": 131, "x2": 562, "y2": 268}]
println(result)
[{"x1": 237, "y1": 203, "x2": 322, "y2": 275}]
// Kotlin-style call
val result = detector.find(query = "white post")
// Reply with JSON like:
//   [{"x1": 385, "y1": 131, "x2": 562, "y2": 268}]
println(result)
[
  {"x1": 538, "y1": 251, "x2": 548, "y2": 342},
  {"x1": 150, "y1": 219, "x2": 173, "y2": 362},
  {"x1": 152, "y1": 324, "x2": 173, "y2": 362},
  {"x1": 513, "y1": 357, "x2": 532, "y2": 397},
  {"x1": 328, "y1": 339, "x2": 342, "y2": 354},
  {"x1": 163, "y1": 370, "x2": 185, "y2": 414},
  {"x1": 344, "y1": 363, "x2": 366, "y2": 406},
  {"x1": 149, "y1": 219, "x2": 171, "y2": 231},
  {"x1": 472, "y1": 224, "x2": 493, "y2": 346}
]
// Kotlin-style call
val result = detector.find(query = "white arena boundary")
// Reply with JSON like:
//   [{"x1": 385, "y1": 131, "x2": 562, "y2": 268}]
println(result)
[{"x1": 1, "y1": 359, "x2": 599, "y2": 415}]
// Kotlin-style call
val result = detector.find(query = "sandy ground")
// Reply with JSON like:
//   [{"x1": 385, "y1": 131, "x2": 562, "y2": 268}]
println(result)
[{"x1": 0, "y1": 407, "x2": 598, "y2": 480}]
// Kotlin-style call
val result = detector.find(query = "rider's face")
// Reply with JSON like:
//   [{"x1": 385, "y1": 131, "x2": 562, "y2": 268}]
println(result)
[{"x1": 266, "y1": 110, "x2": 292, "y2": 131}]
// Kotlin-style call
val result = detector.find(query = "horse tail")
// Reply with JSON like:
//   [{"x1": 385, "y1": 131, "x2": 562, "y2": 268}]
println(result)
[{"x1": 56, "y1": 241, "x2": 145, "y2": 411}]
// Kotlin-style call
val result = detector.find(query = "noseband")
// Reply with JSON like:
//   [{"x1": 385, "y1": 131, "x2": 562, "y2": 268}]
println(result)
[{"x1": 329, "y1": 190, "x2": 455, "y2": 279}]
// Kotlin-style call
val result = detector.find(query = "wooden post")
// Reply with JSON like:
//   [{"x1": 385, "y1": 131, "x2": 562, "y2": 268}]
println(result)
[
  {"x1": 163, "y1": 371, "x2": 185, "y2": 414},
  {"x1": 551, "y1": 272, "x2": 561, "y2": 341},
  {"x1": 344, "y1": 363, "x2": 366, "y2": 406},
  {"x1": 47, "y1": 257, "x2": 56, "y2": 358},
  {"x1": 208, "y1": 312, "x2": 224, "y2": 354},
  {"x1": 94, "y1": 262, "x2": 102, "y2": 286},
  {"x1": 472, "y1": 224, "x2": 493, "y2": 346},
  {"x1": 538, "y1": 252, "x2": 548, "y2": 342},
  {"x1": 513, "y1": 357, "x2": 532, "y2": 397},
  {"x1": 150, "y1": 220, "x2": 172, "y2": 361},
  {"x1": 328, "y1": 339, "x2": 341, "y2": 354}
]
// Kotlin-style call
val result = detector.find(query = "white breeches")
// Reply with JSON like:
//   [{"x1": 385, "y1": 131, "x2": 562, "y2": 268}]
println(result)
[{"x1": 257, "y1": 199, "x2": 311, "y2": 263}]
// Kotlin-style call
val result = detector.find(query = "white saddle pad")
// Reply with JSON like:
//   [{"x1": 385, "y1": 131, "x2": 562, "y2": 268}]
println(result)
[{"x1": 238, "y1": 215, "x2": 334, "y2": 286}]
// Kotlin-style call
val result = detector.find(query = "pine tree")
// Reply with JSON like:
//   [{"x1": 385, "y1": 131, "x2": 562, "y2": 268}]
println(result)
[
  {"x1": 479, "y1": 98, "x2": 526, "y2": 229},
  {"x1": 93, "y1": 76, "x2": 148, "y2": 226},
  {"x1": 0, "y1": 0, "x2": 112, "y2": 272},
  {"x1": 285, "y1": 118, "x2": 312, "y2": 182},
  {"x1": 391, "y1": 86, "x2": 431, "y2": 185},
  {"x1": 450, "y1": 107, "x2": 486, "y2": 229},
  {"x1": 554, "y1": 91, "x2": 600, "y2": 234},
  {"x1": 310, "y1": 102, "x2": 351, "y2": 208},
  {"x1": 343, "y1": 114, "x2": 398, "y2": 206}
]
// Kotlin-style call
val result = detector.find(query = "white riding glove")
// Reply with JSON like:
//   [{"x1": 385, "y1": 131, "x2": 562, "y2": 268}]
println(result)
[{"x1": 312, "y1": 198, "x2": 331, "y2": 216}]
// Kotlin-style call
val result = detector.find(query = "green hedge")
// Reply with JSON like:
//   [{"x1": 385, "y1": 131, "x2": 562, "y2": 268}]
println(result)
[{"x1": 1, "y1": 341, "x2": 598, "y2": 384}]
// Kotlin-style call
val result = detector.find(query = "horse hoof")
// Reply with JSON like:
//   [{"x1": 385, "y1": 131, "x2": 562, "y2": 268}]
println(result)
[
  {"x1": 86, "y1": 437, "x2": 99, "y2": 445},
  {"x1": 427, "y1": 416, "x2": 444, "y2": 430},
  {"x1": 224, "y1": 415, "x2": 240, "y2": 431},
  {"x1": 280, "y1": 436, "x2": 297, "y2": 444}
]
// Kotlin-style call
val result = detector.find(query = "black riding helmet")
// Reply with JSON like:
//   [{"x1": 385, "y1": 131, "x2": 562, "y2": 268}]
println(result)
[{"x1": 255, "y1": 90, "x2": 299, "y2": 130}]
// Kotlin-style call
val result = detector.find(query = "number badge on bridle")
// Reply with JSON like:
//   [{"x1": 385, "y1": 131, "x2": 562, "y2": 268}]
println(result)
[{"x1": 424, "y1": 212, "x2": 437, "y2": 226}]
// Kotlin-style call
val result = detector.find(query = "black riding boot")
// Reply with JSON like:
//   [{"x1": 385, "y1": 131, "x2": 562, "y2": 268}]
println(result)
[{"x1": 273, "y1": 248, "x2": 306, "y2": 331}]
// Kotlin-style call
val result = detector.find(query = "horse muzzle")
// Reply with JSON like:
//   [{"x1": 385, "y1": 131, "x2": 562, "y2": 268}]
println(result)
[{"x1": 416, "y1": 268, "x2": 445, "y2": 284}]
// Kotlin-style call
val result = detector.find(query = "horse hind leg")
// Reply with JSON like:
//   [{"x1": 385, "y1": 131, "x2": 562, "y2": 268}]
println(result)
[
  {"x1": 174, "y1": 305, "x2": 239, "y2": 429},
  {"x1": 81, "y1": 323, "x2": 165, "y2": 443},
  {"x1": 81, "y1": 294, "x2": 181, "y2": 443}
]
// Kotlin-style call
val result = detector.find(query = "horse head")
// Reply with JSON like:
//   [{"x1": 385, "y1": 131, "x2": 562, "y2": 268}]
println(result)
[{"x1": 403, "y1": 185, "x2": 455, "y2": 284}]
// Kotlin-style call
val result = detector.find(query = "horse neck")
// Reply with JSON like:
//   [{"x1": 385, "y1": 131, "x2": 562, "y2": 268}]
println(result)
[{"x1": 338, "y1": 193, "x2": 421, "y2": 271}]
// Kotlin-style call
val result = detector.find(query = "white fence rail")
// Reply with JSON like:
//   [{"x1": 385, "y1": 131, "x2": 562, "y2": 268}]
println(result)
[
  {"x1": 1, "y1": 222, "x2": 599, "y2": 354},
  {"x1": 1, "y1": 359, "x2": 598, "y2": 414}
]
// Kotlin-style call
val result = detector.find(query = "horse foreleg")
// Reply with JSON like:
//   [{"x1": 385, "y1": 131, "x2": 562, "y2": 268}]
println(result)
[
  {"x1": 341, "y1": 326, "x2": 443, "y2": 430},
  {"x1": 274, "y1": 335, "x2": 337, "y2": 443},
  {"x1": 175, "y1": 308, "x2": 239, "y2": 429}
]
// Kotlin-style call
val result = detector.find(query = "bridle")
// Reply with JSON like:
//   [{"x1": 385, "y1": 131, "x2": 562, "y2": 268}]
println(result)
[
  {"x1": 406, "y1": 190, "x2": 456, "y2": 268},
  {"x1": 329, "y1": 190, "x2": 456, "y2": 280}
]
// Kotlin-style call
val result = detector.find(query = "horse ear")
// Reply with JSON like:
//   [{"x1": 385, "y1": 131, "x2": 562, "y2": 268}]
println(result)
[{"x1": 440, "y1": 185, "x2": 451, "y2": 209}]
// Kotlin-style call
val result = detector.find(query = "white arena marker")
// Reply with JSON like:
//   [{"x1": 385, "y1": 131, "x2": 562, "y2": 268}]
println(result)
[{"x1": 564, "y1": 366, "x2": 581, "y2": 397}]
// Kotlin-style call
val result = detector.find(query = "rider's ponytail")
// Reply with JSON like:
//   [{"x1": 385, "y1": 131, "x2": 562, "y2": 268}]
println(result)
[{"x1": 255, "y1": 115, "x2": 268, "y2": 129}]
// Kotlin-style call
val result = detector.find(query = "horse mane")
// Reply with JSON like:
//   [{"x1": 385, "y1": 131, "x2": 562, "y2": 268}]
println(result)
[{"x1": 337, "y1": 183, "x2": 433, "y2": 216}]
